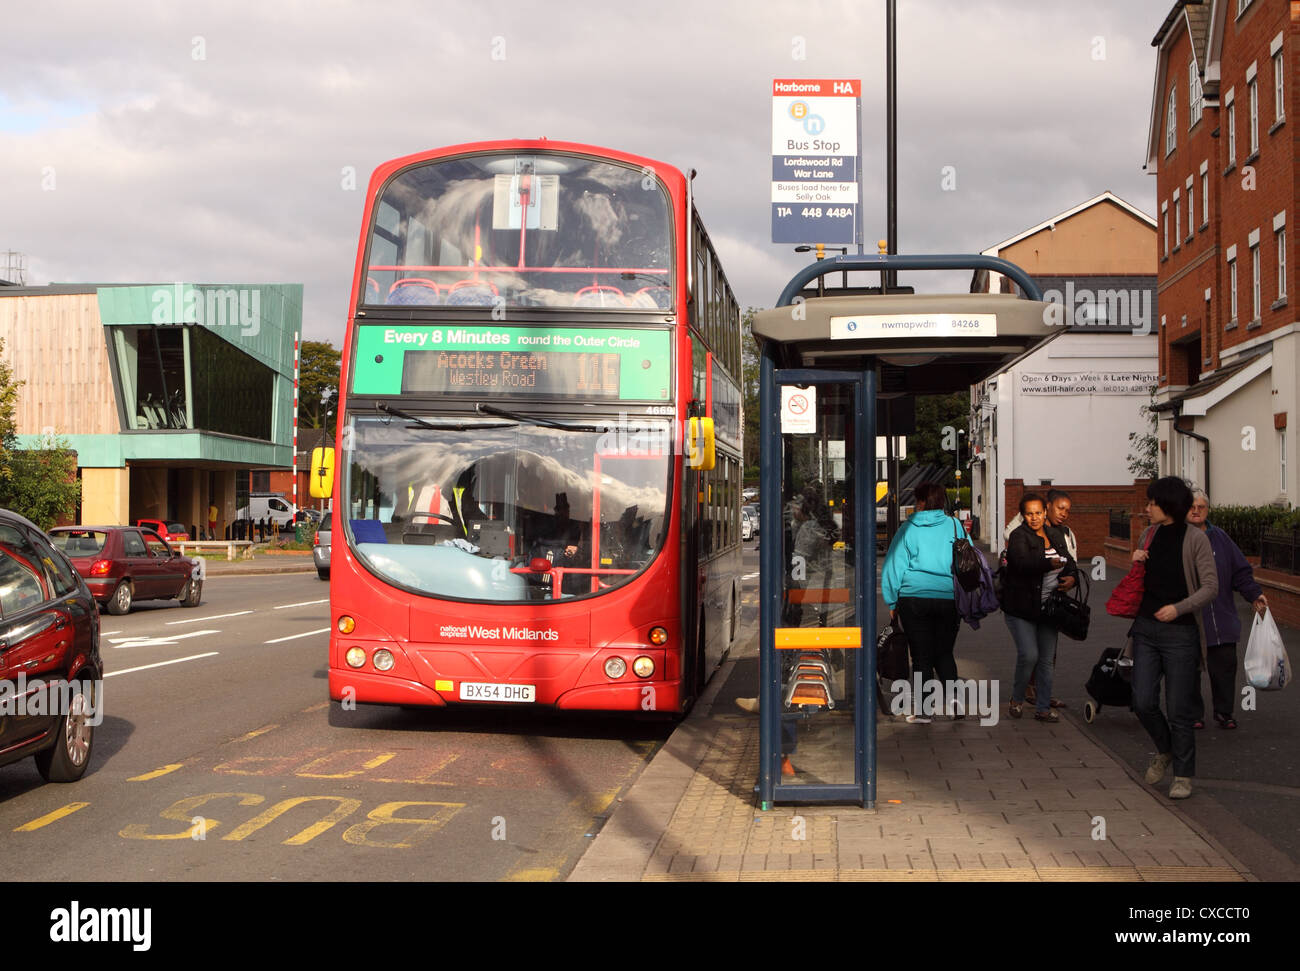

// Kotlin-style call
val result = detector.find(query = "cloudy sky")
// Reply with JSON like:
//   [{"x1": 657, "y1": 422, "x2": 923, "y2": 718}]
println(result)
[{"x1": 2, "y1": 0, "x2": 1168, "y2": 344}]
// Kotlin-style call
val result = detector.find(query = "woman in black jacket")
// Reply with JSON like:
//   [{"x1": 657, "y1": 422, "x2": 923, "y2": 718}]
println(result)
[{"x1": 1002, "y1": 492, "x2": 1076, "y2": 722}]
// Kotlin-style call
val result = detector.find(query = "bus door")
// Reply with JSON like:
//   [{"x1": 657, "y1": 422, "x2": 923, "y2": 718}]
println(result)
[{"x1": 758, "y1": 368, "x2": 875, "y2": 809}]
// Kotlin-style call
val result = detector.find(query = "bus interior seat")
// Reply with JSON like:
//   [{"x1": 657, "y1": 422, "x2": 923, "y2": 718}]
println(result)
[
  {"x1": 446, "y1": 280, "x2": 498, "y2": 306},
  {"x1": 574, "y1": 285, "x2": 628, "y2": 308},
  {"x1": 350, "y1": 519, "x2": 388, "y2": 544},
  {"x1": 387, "y1": 279, "x2": 443, "y2": 305},
  {"x1": 634, "y1": 286, "x2": 672, "y2": 309},
  {"x1": 366, "y1": 276, "x2": 381, "y2": 302}
]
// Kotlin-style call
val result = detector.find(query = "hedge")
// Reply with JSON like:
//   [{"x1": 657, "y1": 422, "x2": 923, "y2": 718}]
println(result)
[{"x1": 1207, "y1": 504, "x2": 1300, "y2": 557}]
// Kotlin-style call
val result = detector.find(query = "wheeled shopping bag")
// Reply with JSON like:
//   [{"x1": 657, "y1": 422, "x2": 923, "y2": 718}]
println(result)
[{"x1": 1082, "y1": 645, "x2": 1133, "y2": 722}]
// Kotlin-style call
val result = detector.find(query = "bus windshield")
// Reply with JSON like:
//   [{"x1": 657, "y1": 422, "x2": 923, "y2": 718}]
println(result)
[
  {"x1": 363, "y1": 153, "x2": 673, "y2": 311},
  {"x1": 344, "y1": 415, "x2": 672, "y2": 601}
]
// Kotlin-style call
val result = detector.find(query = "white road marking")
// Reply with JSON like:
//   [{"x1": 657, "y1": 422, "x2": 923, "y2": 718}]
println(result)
[
  {"x1": 104, "y1": 653, "x2": 220, "y2": 677},
  {"x1": 107, "y1": 629, "x2": 221, "y2": 649},
  {"x1": 166, "y1": 610, "x2": 254, "y2": 625},
  {"x1": 100, "y1": 631, "x2": 121, "y2": 636},
  {"x1": 273, "y1": 599, "x2": 329, "y2": 610},
  {"x1": 743, "y1": 572, "x2": 760, "y2": 580},
  {"x1": 264, "y1": 627, "x2": 331, "y2": 644}
]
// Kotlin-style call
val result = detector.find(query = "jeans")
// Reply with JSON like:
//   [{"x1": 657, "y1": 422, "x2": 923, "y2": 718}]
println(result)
[
  {"x1": 1004, "y1": 613, "x2": 1057, "y2": 713},
  {"x1": 1131, "y1": 615, "x2": 1201, "y2": 778},
  {"x1": 896, "y1": 596, "x2": 959, "y2": 686},
  {"x1": 1192, "y1": 642, "x2": 1239, "y2": 720}
]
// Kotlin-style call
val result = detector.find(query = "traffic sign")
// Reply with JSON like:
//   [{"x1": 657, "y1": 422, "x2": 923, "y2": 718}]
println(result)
[{"x1": 771, "y1": 79, "x2": 861, "y2": 245}]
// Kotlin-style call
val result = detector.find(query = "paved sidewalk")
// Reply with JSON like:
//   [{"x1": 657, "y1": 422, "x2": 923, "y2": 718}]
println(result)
[
  {"x1": 201, "y1": 555, "x2": 316, "y2": 576},
  {"x1": 570, "y1": 635, "x2": 1252, "y2": 883}
]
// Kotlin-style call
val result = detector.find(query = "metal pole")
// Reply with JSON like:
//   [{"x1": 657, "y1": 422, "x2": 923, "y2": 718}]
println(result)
[
  {"x1": 886, "y1": 0, "x2": 897, "y2": 290},
  {"x1": 758, "y1": 341, "x2": 781, "y2": 809}
]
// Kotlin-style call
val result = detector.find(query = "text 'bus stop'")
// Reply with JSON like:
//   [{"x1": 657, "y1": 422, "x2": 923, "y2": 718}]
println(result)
[{"x1": 752, "y1": 254, "x2": 1055, "y2": 808}]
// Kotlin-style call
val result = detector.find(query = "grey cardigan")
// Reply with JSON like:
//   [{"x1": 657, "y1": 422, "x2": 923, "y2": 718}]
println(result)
[{"x1": 1137, "y1": 523, "x2": 1219, "y2": 646}]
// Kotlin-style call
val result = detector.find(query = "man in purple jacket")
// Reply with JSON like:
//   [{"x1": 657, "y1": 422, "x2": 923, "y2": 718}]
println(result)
[{"x1": 1187, "y1": 490, "x2": 1269, "y2": 730}]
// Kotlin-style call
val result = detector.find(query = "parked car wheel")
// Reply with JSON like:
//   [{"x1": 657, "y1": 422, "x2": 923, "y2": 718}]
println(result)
[
  {"x1": 34, "y1": 682, "x2": 97, "y2": 783},
  {"x1": 106, "y1": 580, "x2": 133, "y2": 615},
  {"x1": 317, "y1": 568, "x2": 329, "y2": 581},
  {"x1": 180, "y1": 576, "x2": 202, "y2": 607}
]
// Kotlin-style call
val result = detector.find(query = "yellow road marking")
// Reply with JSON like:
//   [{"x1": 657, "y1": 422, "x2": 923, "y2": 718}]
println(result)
[
  {"x1": 15, "y1": 802, "x2": 89, "y2": 831},
  {"x1": 301, "y1": 701, "x2": 329, "y2": 713},
  {"x1": 231, "y1": 724, "x2": 278, "y2": 743},
  {"x1": 503, "y1": 867, "x2": 562, "y2": 882},
  {"x1": 128, "y1": 764, "x2": 184, "y2": 782}
]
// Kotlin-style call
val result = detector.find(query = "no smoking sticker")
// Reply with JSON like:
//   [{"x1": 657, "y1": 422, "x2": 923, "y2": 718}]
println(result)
[{"x1": 781, "y1": 386, "x2": 816, "y2": 434}]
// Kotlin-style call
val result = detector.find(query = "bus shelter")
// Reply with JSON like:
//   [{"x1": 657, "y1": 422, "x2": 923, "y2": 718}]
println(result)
[{"x1": 752, "y1": 254, "x2": 1054, "y2": 808}]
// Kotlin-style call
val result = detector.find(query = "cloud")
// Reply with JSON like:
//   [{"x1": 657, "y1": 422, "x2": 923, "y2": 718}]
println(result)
[{"x1": 2, "y1": 0, "x2": 1162, "y2": 340}]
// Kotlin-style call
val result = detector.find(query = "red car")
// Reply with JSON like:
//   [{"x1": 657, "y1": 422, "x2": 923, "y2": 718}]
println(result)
[
  {"x1": 135, "y1": 519, "x2": 189, "y2": 543},
  {"x1": 48, "y1": 526, "x2": 202, "y2": 615},
  {"x1": 0, "y1": 508, "x2": 103, "y2": 782}
]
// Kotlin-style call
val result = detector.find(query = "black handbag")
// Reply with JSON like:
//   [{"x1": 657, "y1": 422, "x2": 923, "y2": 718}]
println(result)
[
  {"x1": 1041, "y1": 573, "x2": 1090, "y2": 641},
  {"x1": 951, "y1": 518, "x2": 982, "y2": 592},
  {"x1": 876, "y1": 618, "x2": 910, "y2": 682}
]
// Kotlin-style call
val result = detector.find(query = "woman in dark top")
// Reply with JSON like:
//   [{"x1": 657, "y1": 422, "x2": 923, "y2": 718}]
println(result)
[
  {"x1": 1129, "y1": 477, "x2": 1218, "y2": 800},
  {"x1": 1002, "y1": 492, "x2": 1076, "y2": 722}
]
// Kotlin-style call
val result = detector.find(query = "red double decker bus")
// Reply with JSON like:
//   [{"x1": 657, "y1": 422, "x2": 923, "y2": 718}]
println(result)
[{"x1": 321, "y1": 140, "x2": 743, "y2": 715}]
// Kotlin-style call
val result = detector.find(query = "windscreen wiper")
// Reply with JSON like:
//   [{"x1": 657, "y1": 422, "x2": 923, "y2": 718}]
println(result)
[
  {"x1": 376, "y1": 401, "x2": 515, "y2": 431},
  {"x1": 475, "y1": 402, "x2": 608, "y2": 433}
]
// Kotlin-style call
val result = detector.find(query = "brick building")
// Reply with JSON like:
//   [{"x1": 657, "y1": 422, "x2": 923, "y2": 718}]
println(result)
[
  {"x1": 967, "y1": 192, "x2": 1158, "y2": 553},
  {"x1": 1146, "y1": 0, "x2": 1297, "y2": 504}
]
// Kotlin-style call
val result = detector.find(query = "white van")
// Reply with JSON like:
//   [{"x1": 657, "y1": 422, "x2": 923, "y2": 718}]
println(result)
[{"x1": 235, "y1": 493, "x2": 299, "y2": 529}]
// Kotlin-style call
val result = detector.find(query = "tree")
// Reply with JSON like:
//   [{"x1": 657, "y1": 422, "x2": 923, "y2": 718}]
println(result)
[
  {"x1": 741, "y1": 309, "x2": 760, "y2": 478},
  {"x1": 0, "y1": 444, "x2": 81, "y2": 531},
  {"x1": 906, "y1": 392, "x2": 971, "y2": 471},
  {"x1": 1127, "y1": 386, "x2": 1159, "y2": 479},
  {"x1": 0, "y1": 337, "x2": 21, "y2": 487},
  {"x1": 298, "y1": 340, "x2": 342, "y2": 436},
  {"x1": 0, "y1": 337, "x2": 82, "y2": 528}
]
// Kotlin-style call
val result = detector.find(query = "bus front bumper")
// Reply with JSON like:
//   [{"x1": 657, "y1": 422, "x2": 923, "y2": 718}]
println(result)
[
  {"x1": 329, "y1": 669, "x2": 448, "y2": 707},
  {"x1": 329, "y1": 667, "x2": 681, "y2": 712}
]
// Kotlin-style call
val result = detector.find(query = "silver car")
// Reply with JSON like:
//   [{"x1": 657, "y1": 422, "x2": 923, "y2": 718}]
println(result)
[
  {"x1": 313, "y1": 511, "x2": 331, "y2": 580},
  {"x1": 741, "y1": 504, "x2": 759, "y2": 541}
]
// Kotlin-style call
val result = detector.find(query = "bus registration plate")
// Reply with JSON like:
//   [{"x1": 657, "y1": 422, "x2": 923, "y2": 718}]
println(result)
[{"x1": 459, "y1": 682, "x2": 536, "y2": 703}]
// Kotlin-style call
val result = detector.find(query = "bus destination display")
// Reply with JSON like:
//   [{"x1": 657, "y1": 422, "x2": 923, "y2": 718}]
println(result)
[
  {"x1": 402, "y1": 348, "x2": 620, "y2": 397},
  {"x1": 352, "y1": 325, "x2": 672, "y2": 401}
]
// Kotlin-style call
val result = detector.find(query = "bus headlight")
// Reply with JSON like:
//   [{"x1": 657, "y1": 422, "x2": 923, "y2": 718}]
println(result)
[
  {"x1": 373, "y1": 649, "x2": 395, "y2": 671},
  {"x1": 604, "y1": 657, "x2": 627, "y2": 679},
  {"x1": 338, "y1": 616, "x2": 356, "y2": 634},
  {"x1": 648, "y1": 626, "x2": 668, "y2": 645},
  {"x1": 633, "y1": 656, "x2": 655, "y2": 678},
  {"x1": 345, "y1": 647, "x2": 366, "y2": 668}
]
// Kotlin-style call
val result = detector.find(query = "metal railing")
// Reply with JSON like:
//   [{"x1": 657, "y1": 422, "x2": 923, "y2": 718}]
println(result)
[{"x1": 1261, "y1": 528, "x2": 1300, "y2": 575}]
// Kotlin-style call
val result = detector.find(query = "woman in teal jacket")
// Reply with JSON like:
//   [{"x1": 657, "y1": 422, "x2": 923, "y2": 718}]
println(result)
[{"x1": 882, "y1": 482, "x2": 961, "y2": 720}]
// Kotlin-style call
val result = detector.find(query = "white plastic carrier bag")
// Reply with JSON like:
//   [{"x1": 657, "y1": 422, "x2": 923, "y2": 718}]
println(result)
[{"x1": 1243, "y1": 608, "x2": 1291, "y2": 691}]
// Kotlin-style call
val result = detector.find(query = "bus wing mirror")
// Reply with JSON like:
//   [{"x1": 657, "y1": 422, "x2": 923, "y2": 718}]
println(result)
[
  {"x1": 686, "y1": 417, "x2": 716, "y2": 470},
  {"x1": 310, "y1": 446, "x2": 336, "y2": 499}
]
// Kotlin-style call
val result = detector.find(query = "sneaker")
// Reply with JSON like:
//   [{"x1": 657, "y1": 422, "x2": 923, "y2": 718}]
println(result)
[
  {"x1": 1192, "y1": 719, "x2": 1205, "y2": 730},
  {"x1": 1169, "y1": 776, "x2": 1192, "y2": 799},
  {"x1": 1215, "y1": 713, "x2": 1238, "y2": 730},
  {"x1": 905, "y1": 713, "x2": 932, "y2": 724},
  {"x1": 735, "y1": 697, "x2": 759, "y2": 714},
  {"x1": 1145, "y1": 752, "x2": 1173, "y2": 785}
]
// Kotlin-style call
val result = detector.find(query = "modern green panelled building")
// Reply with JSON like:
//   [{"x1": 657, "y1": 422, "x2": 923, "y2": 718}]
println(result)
[{"x1": 0, "y1": 282, "x2": 302, "y2": 532}]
